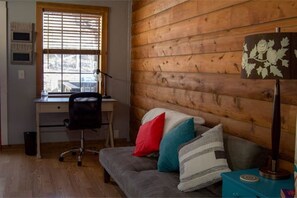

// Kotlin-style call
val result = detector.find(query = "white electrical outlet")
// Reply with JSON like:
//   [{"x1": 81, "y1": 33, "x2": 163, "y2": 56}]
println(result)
[{"x1": 18, "y1": 70, "x2": 25, "y2": 79}]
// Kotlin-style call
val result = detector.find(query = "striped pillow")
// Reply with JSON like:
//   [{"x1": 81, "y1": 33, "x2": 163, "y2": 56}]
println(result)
[{"x1": 178, "y1": 124, "x2": 231, "y2": 192}]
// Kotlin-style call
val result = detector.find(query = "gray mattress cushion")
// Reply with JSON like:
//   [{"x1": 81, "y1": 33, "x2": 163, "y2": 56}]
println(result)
[
  {"x1": 99, "y1": 146, "x2": 219, "y2": 197},
  {"x1": 99, "y1": 146, "x2": 157, "y2": 172},
  {"x1": 99, "y1": 147, "x2": 157, "y2": 187}
]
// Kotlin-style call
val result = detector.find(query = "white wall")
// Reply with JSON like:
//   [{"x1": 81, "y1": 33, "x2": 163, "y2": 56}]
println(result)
[
  {"x1": 0, "y1": 1, "x2": 8, "y2": 145},
  {"x1": 5, "y1": 0, "x2": 131, "y2": 144}
]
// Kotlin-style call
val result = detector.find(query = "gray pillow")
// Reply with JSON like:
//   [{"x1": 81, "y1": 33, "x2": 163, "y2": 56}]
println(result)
[{"x1": 223, "y1": 134, "x2": 269, "y2": 170}]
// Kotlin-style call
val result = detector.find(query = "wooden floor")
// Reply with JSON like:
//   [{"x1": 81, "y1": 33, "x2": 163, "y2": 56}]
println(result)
[{"x1": 0, "y1": 142, "x2": 125, "y2": 197}]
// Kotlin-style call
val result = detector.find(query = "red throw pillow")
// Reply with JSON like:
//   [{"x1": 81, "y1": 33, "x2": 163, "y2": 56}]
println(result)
[{"x1": 133, "y1": 112, "x2": 165, "y2": 156}]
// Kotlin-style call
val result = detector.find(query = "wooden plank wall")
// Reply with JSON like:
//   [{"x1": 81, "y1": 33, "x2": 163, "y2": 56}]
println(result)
[{"x1": 130, "y1": 0, "x2": 297, "y2": 170}]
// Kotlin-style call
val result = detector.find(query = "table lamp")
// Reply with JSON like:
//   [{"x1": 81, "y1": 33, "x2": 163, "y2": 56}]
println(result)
[
  {"x1": 241, "y1": 27, "x2": 297, "y2": 179},
  {"x1": 94, "y1": 69, "x2": 112, "y2": 99}
]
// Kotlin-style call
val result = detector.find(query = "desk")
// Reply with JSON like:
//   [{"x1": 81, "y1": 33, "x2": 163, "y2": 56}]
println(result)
[{"x1": 34, "y1": 97, "x2": 117, "y2": 158}]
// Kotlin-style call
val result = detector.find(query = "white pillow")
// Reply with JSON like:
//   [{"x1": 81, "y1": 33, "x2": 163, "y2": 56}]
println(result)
[
  {"x1": 178, "y1": 124, "x2": 231, "y2": 192},
  {"x1": 141, "y1": 108, "x2": 205, "y2": 135}
]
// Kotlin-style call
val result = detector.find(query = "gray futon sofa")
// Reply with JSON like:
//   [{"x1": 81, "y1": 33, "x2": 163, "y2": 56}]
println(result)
[{"x1": 99, "y1": 109, "x2": 268, "y2": 197}]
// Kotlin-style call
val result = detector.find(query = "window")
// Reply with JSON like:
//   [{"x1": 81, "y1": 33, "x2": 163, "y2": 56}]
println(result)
[{"x1": 36, "y1": 2, "x2": 109, "y2": 96}]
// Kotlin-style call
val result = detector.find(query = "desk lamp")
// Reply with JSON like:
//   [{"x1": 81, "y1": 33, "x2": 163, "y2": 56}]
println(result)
[
  {"x1": 241, "y1": 27, "x2": 297, "y2": 179},
  {"x1": 94, "y1": 69, "x2": 112, "y2": 99}
]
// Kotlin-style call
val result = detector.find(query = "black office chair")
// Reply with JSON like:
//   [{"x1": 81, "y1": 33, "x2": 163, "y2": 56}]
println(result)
[{"x1": 59, "y1": 92, "x2": 102, "y2": 166}]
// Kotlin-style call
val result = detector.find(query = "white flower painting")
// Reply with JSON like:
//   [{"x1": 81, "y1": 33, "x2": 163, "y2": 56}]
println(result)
[{"x1": 242, "y1": 37, "x2": 290, "y2": 79}]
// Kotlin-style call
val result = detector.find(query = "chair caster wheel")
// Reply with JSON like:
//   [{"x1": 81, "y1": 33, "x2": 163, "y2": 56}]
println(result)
[
  {"x1": 59, "y1": 156, "x2": 64, "y2": 162},
  {"x1": 78, "y1": 161, "x2": 82, "y2": 166}
]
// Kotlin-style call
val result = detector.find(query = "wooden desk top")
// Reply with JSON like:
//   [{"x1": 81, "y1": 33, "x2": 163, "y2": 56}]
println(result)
[{"x1": 34, "y1": 97, "x2": 117, "y2": 103}]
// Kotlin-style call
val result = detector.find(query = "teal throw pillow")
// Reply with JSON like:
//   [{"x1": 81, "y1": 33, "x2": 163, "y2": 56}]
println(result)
[{"x1": 157, "y1": 118, "x2": 195, "y2": 172}]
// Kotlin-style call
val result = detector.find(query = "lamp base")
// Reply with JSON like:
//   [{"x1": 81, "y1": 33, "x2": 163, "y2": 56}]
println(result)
[
  {"x1": 102, "y1": 95, "x2": 111, "y2": 99},
  {"x1": 259, "y1": 166, "x2": 290, "y2": 180}
]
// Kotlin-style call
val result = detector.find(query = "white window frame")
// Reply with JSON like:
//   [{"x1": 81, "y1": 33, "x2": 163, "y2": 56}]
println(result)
[{"x1": 36, "y1": 2, "x2": 109, "y2": 97}]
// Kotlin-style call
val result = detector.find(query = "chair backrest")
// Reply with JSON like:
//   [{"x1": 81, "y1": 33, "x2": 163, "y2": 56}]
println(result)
[{"x1": 67, "y1": 92, "x2": 102, "y2": 130}]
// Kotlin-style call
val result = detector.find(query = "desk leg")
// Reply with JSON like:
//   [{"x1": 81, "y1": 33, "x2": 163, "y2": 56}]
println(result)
[
  {"x1": 36, "y1": 104, "x2": 41, "y2": 158},
  {"x1": 106, "y1": 111, "x2": 114, "y2": 147}
]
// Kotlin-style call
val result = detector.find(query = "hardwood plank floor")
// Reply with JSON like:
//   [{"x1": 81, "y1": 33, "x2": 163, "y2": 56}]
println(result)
[{"x1": 0, "y1": 142, "x2": 125, "y2": 197}]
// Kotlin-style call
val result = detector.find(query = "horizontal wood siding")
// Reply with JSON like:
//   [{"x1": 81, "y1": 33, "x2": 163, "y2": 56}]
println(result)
[{"x1": 131, "y1": 0, "x2": 297, "y2": 170}]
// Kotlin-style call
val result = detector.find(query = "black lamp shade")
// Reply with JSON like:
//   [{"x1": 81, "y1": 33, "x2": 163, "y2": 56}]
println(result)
[{"x1": 241, "y1": 33, "x2": 297, "y2": 80}]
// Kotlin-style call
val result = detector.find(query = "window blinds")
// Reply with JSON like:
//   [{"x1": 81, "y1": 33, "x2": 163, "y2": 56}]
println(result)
[{"x1": 43, "y1": 11, "x2": 102, "y2": 54}]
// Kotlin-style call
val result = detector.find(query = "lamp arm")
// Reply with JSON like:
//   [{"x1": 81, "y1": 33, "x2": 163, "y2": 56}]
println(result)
[{"x1": 96, "y1": 69, "x2": 112, "y2": 78}]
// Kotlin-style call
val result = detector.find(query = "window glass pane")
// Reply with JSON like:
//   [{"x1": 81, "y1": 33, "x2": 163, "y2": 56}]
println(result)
[
  {"x1": 81, "y1": 74, "x2": 97, "y2": 92},
  {"x1": 44, "y1": 73, "x2": 62, "y2": 92},
  {"x1": 81, "y1": 55, "x2": 98, "y2": 73},
  {"x1": 63, "y1": 54, "x2": 80, "y2": 73},
  {"x1": 62, "y1": 74, "x2": 80, "y2": 92},
  {"x1": 44, "y1": 54, "x2": 61, "y2": 73}
]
